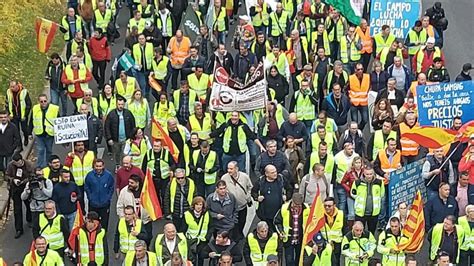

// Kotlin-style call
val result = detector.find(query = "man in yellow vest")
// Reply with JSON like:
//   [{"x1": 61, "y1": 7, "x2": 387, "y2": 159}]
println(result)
[
  {"x1": 93, "y1": 2, "x2": 112, "y2": 34},
  {"x1": 189, "y1": 141, "x2": 219, "y2": 197},
  {"x1": 321, "y1": 197, "x2": 344, "y2": 266},
  {"x1": 173, "y1": 80, "x2": 199, "y2": 125},
  {"x1": 128, "y1": 10, "x2": 146, "y2": 34},
  {"x1": 187, "y1": 65, "x2": 211, "y2": 104},
  {"x1": 76, "y1": 89, "x2": 99, "y2": 117},
  {"x1": 6, "y1": 80, "x2": 32, "y2": 146},
  {"x1": 187, "y1": 102, "x2": 213, "y2": 142},
  {"x1": 377, "y1": 217, "x2": 409, "y2": 266},
  {"x1": 325, "y1": 9, "x2": 348, "y2": 61},
  {"x1": 211, "y1": 0, "x2": 228, "y2": 45},
  {"x1": 405, "y1": 20, "x2": 427, "y2": 68},
  {"x1": 156, "y1": 3, "x2": 174, "y2": 49},
  {"x1": 373, "y1": 24, "x2": 396, "y2": 55},
  {"x1": 64, "y1": 141, "x2": 95, "y2": 209},
  {"x1": 250, "y1": 0, "x2": 271, "y2": 34},
  {"x1": 76, "y1": 211, "x2": 108, "y2": 265},
  {"x1": 348, "y1": 63, "x2": 370, "y2": 131},
  {"x1": 115, "y1": 71, "x2": 140, "y2": 101},
  {"x1": 155, "y1": 223, "x2": 188, "y2": 264},
  {"x1": 163, "y1": 168, "x2": 197, "y2": 231},
  {"x1": 428, "y1": 215, "x2": 464, "y2": 264},
  {"x1": 61, "y1": 55, "x2": 92, "y2": 113},
  {"x1": 341, "y1": 221, "x2": 376, "y2": 265},
  {"x1": 32, "y1": 94, "x2": 59, "y2": 168},
  {"x1": 339, "y1": 26, "x2": 361, "y2": 72},
  {"x1": 133, "y1": 33, "x2": 154, "y2": 97},
  {"x1": 311, "y1": 23, "x2": 331, "y2": 58},
  {"x1": 324, "y1": 60, "x2": 349, "y2": 96},
  {"x1": 150, "y1": 46, "x2": 171, "y2": 97},
  {"x1": 265, "y1": 45, "x2": 290, "y2": 81},
  {"x1": 23, "y1": 236, "x2": 64, "y2": 265},
  {"x1": 114, "y1": 205, "x2": 150, "y2": 260},
  {"x1": 243, "y1": 221, "x2": 282, "y2": 265},
  {"x1": 60, "y1": 8, "x2": 84, "y2": 41},
  {"x1": 306, "y1": 141, "x2": 335, "y2": 185},
  {"x1": 289, "y1": 79, "x2": 318, "y2": 134},
  {"x1": 309, "y1": 125, "x2": 338, "y2": 154},
  {"x1": 459, "y1": 204, "x2": 474, "y2": 265},
  {"x1": 269, "y1": 3, "x2": 290, "y2": 49},
  {"x1": 36, "y1": 200, "x2": 69, "y2": 257},
  {"x1": 302, "y1": 232, "x2": 333, "y2": 265},
  {"x1": 124, "y1": 240, "x2": 157, "y2": 266}
]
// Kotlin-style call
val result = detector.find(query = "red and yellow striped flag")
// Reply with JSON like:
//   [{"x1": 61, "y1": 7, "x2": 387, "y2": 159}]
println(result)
[
  {"x1": 401, "y1": 126, "x2": 457, "y2": 149},
  {"x1": 151, "y1": 118, "x2": 179, "y2": 163},
  {"x1": 68, "y1": 202, "x2": 84, "y2": 252},
  {"x1": 396, "y1": 191, "x2": 425, "y2": 253},
  {"x1": 28, "y1": 240, "x2": 37, "y2": 266},
  {"x1": 299, "y1": 187, "x2": 326, "y2": 263},
  {"x1": 141, "y1": 169, "x2": 163, "y2": 220},
  {"x1": 35, "y1": 17, "x2": 58, "y2": 53}
]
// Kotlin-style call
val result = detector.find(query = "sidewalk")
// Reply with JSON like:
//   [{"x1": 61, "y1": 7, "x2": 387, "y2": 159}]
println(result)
[{"x1": 0, "y1": 139, "x2": 35, "y2": 218}]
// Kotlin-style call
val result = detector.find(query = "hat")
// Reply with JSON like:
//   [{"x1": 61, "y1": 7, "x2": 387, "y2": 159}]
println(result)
[
  {"x1": 463, "y1": 63, "x2": 473, "y2": 72},
  {"x1": 292, "y1": 193, "x2": 304, "y2": 205},
  {"x1": 239, "y1": 15, "x2": 250, "y2": 21},
  {"x1": 145, "y1": 20, "x2": 152, "y2": 29},
  {"x1": 426, "y1": 37, "x2": 435, "y2": 44},
  {"x1": 267, "y1": 255, "x2": 279, "y2": 262},
  {"x1": 312, "y1": 232, "x2": 325, "y2": 244},
  {"x1": 303, "y1": 64, "x2": 313, "y2": 71}
]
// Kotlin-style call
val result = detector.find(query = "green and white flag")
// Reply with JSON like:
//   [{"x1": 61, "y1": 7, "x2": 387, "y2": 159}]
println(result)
[
  {"x1": 326, "y1": 0, "x2": 362, "y2": 25},
  {"x1": 118, "y1": 52, "x2": 135, "y2": 71}
]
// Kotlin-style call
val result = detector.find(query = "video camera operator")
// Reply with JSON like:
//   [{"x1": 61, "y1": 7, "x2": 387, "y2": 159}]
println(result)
[
  {"x1": 21, "y1": 167, "x2": 53, "y2": 238},
  {"x1": 425, "y1": 2, "x2": 448, "y2": 47},
  {"x1": 5, "y1": 153, "x2": 34, "y2": 238}
]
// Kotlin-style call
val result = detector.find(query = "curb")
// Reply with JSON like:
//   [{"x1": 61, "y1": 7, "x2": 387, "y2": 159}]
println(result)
[{"x1": 0, "y1": 138, "x2": 35, "y2": 219}]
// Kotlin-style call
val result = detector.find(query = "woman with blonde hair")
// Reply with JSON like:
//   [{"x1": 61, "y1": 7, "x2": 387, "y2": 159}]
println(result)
[
  {"x1": 184, "y1": 196, "x2": 212, "y2": 266},
  {"x1": 123, "y1": 127, "x2": 152, "y2": 167},
  {"x1": 127, "y1": 89, "x2": 151, "y2": 130},
  {"x1": 340, "y1": 156, "x2": 365, "y2": 228}
]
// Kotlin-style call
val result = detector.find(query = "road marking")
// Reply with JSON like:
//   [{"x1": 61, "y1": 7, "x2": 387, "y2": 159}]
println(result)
[{"x1": 97, "y1": 147, "x2": 105, "y2": 159}]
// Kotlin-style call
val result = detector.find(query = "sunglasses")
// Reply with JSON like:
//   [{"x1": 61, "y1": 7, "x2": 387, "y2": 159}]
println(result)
[
  {"x1": 176, "y1": 176, "x2": 185, "y2": 180},
  {"x1": 324, "y1": 204, "x2": 334, "y2": 208},
  {"x1": 40, "y1": 100, "x2": 48, "y2": 103}
]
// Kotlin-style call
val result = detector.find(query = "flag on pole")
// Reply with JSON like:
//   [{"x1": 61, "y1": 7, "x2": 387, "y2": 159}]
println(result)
[
  {"x1": 299, "y1": 187, "x2": 326, "y2": 263},
  {"x1": 151, "y1": 118, "x2": 179, "y2": 163},
  {"x1": 28, "y1": 240, "x2": 37, "y2": 266},
  {"x1": 68, "y1": 201, "x2": 84, "y2": 252},
  {"x1": 396, "y1": 191, "x2": 425, "y2": 253},
  {"x1": 401, "y1": 126, "x2": 458, "y2": 149},
  {"x1": 118, "y1": 52, "x2": 135, "y2": 71},
  {"x1": 35, "y1": 17, "x2": 59, "y2": 53},
  {"x1": 325, "y1": 0, "x2": 361, "y2": 25},
  {"x1": 141, "y1": 169, "x2": 163, "y2": 220},
  {"x1": 179, "y1": 5, "x2": 201, "y2": 43}
]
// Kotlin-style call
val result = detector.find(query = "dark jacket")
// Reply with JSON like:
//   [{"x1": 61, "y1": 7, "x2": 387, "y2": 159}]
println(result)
[
  {"x1": 387, "y1": 64, "x2": 412, "y2": 91},
  {"x1": 424, "y1": 195, "x2": 459, "y2": 230},
  {"x1": 104, "y1": 108, "x2": 136, "y2": 142},
  {"x1": 255, "y1": 151, "x2": 292, "y2": 176},
  {"x1": 277, "y1": 121, "x2": 309, "y2": 144},
  {"x1": 84, "y1": 113, "x2": 103, "y2": 153},
  {"x1": 182, "y1": 55, "x2": 207, "y2": 77},
  {"x1": 251, "y1": 175, "x2": 293, "y2": 220},
  {"x1": 455, "y1": 72, "x2": 471, "y2": 82},
  {"x1": 267, "y1": 73, "x2": 290, "y2": 104},
  {"x1": 194, "y1": 34, "x2": 217, "y2": 62},
  {"x1": 449, "y1": 183, "x2": 474, "y2": 204},
  {"x1": 233, "y1": 52, "x2": 257, "y2": 81},
  {"x1": 206, "y1": 192, "x2": 238, "y2": 232},
  {"x1": 0, "y1": 122, "x2": 21, "y2": 156},
  {"x1": 163, "y1": 178, "x2": 197, "y2": 217},
  {"x1": 6, "y1": 86, "x2": 32, "y2": 121},
  {"x1": 207, "y1": 51, "x2": 234, "y2": 75},
  {"x1": 321, "y1": 93, "x2": 350, "y2": 126},
  {"x1": 370, "y1": 70, "x2": 390, "y2": 92},
  {"x1": 84, "y1": 169, "x2": 115, "y2": 208},
  {"x1": 45, "y1": 59, "x2": 66, "y2": 91},
  {"x1": 427, "y1": 66, "x2": 450, "y2": 83},
  {"x1": 375, "y1": 88, "x2": 406, "y2": 110},
  {"x1": 339, "y1": 129, "x2": 365, "y2": 158},
  {"x1": 52, "y1": 181, "x2": 81, "y2": 215},
  {"x1": 274, "y1": 201, "x2": 309, "y2": 246},
  {"x1": 143, "y1": 27, "x2": 163, "y2": 48},
  {"x1": 201, "y1": 239, "x2": 242, "y2": 265},
  {"x1": 243, "y1": 229, "x2": 283, "y2": 266}
]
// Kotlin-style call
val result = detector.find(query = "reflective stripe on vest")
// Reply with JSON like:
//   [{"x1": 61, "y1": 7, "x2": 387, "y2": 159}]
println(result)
[
  {"x1": 378, "y1": 149, "x2": 401, "y2": 173},
  {"x1": 146, "y1": 149, "x2": 171, "y2": 179},
  {"x1": 118, "y1": 218, "x2": 143, "y2": 253},
  {"x1": 76, "y1": 97, "x2": 99, "y2": 117},
  {"x1": 353, "y1": 180, "x2": 384, "y2": 217},
  {"x1": 152, "y1": 56, "x2": 170, "y2": 80},
  {"x1": 39, "y1": 214, "x2": 65, "y2": 250},
  {"x1": 127, "y1": 99, "x2": 149, "y2": 129},
  {"x1": 65, "y1": 64, "x2": 88, "y2": 93},
  {"x1": 294, "y1": 91, "x2": 316, "y2": 120},
  {"x1": 280, "y1": 203, "x2": 309, "y2": 242},
  {"x1": 32, "y1": 104, "x2": 59, "y2": 136},
  {"x1": 247, "y1": 233, "x2": 279, "y2": 264},
  {"x1": 399, "y1": 123, "x2": 419, "y2": 156},
  {"x1": 348, "y1": 74, "x2": 370, "y2": 106},
  {"x1": 79, "y1": 228, "x2": 106, "y2": 264},
  {"x1": 94, "y1": 9, "x2": 112, "y2": 31},
  {"x1": 356, "y1": 26, "x2": 373, "y2": 54},
  {"x1": 71, "y1": 151, "x2": 95, "y2": 186},
  {"x1": 115, "y1": 77, "x2": 136, "y2": 101},
  {"x1": 407, "y1": 29, "x2": 427, "y2": 55},
  {"x1": 372, "y1": 130, "x2": 397, "y2": 161},
  {"x1": 223, "y1": 125, "x2": 247, "y2": 153},
  {"x1": 155, "y1": 233, "x2": 188, "y2": 262},
  {"x1": 189, "y1": 113, "x2": 212, "y2": 141},
  {"x1": 184, "y1": 211, "x2": 210, "y2": 241},
  {"x1": 339, "y1": 36, "x2": 361, "y2": 63},
  {"x1": 133, "y1": 43, "x2": 154, "y2": 70},
  {"x1": 320, "y1": 210, "x2": 344, "y2": 243},
  {"x1": 187, "y1": 73, "x2": 210, "y2": 100},
  {"x1": 374, "y1": 33, "x2": 396, "y2": 54},
  {"x1": 192, "y1": 150, "x2": 217, "y2": 185},
  {"x1": 6, "y1": 88, "x2": 28, "y2": 119},
  {"x1": 270, "y1": 11, "x2": 288, "y2": 36},
  {"x1": 169, "y1": 178, "x2": 195, "y2": 213}
]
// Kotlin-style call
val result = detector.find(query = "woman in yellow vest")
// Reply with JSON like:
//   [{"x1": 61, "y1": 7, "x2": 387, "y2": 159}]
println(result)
[
  {"x1": 184, "y1": 196, "x2": 211, "y2": 266},
  {"x1": 127, "y1": 90, "x2": 150, "y2": 130},
  {"x1": 153, "y1": 92, "x2": 176, "y2": 126},
  {"x1": 123, "y1": 127, "x2": 152, "y2": 168},
  {"x1": 98, "y1": 84, "x2": 116, "y2": 120}
]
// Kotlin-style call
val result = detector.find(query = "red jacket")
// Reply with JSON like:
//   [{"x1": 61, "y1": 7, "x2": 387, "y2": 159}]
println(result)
[
  {"x1": 459, "y1": 155, "x2": 474, "y2": 184},
  {"x1": 412, "y1": 48, "x2": 445, "y2": 74},
  {"x1": 89, "y1": 36, "x2": 111, "y2": 61},
  {"x1": 341, "y1": 168, "x2": 363, "y2": 195},
  {"x1": 61, "y1": 66, "x2": 93, "y2": 99}
]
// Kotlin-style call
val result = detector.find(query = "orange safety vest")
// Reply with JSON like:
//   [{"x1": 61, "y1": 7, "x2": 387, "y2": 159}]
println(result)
[
  {"x1": 378, "y1": 149, "x2": 402, "y2": 184},
  {"x1": 399, "y1": 123, "x2": 420, "y2": 156},
  {"x1": 348, "y1": 74, "x2": 370, "y2": 106},
  {"x1": 169, "y1": 36, "x2": 191, "y2": 66},
  {"x1": 409, "y1": 81, "x2": 434, "y2": 97},
  {"x1": 356, "y1": 26, "x2": 373, "y2": 54}
]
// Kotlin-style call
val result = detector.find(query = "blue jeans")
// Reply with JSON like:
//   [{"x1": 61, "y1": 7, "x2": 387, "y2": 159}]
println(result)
[
  {"x1": 335, "y1": 184, "x2": 347, "y2": 215},
  {"x1": 347, "y1": 196, "x2": 355, "y2": 220},
  {"x1": 135, "y1": 71, "x2": 150, "y2": 98},
  {"x1": 50, "y1": 88, "x2": 68, "y2": 116},
  {"x1": 36, "y1": 135, "x2": 54, "y2": 168},
  {"x1": 222, "y1": 153, "x2": 246, "y2": 172},
  {"x1": 64, "y1": 211, "x2": 77, "y2": 231},
  {"x1": 217, "y1": 31, "x2": 226, "y2": 45},
  {"x1": 350, "y1": 105, "x2": 368, "y2": 131},
  {"x1": 378, "y1": 192, "x2": 388, "y2": 223},
  {"x1": 284, "y1": 243, "x2": 302, "y2": 265}
]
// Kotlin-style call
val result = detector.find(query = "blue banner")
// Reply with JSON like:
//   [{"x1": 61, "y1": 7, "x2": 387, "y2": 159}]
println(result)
[
  {"x1": 416, "y1": 81, "x2": 474, "y2": 127},
  {"x1": 388, "y1": 159, "x2": 426, "y2": 215},
  {"x1": 369, "y1": 0, "x2": 420, "y2": 39}
]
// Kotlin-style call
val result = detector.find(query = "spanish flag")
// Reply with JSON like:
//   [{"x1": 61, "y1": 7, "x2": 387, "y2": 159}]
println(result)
[
  {"x1": 151, "y1": 118, "x2": 179, "y2": 163},
  {"x1": 28, "y1": 240, "x2": 37, "y2": 266},
  {"x1": 68, "y1": 201, "x2": 84, "y2": 252},
  {"x1": 401, "y1": 126, "x2": 457, "y2": 149},
  {"x1": 140, "y1": 169, "x2": 163, "y2": 220},
  {"x1": 299, "y1": 187, "x2": 326, "y2": 263},
  {"x1": 396, "y1": 191, "x2": 425, "y2": 253},
  {"x1": 35, "y1": 17, "x2": 59, "y2": 53}
]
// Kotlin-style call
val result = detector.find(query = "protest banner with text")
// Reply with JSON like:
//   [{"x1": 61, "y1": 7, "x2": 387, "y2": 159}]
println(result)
[
  {"x1": 54, "y1": 114, "x2": 89, "y2": 144},
  {"x1": 370, "y1": 0, "x2": 421, "y2": 38}
]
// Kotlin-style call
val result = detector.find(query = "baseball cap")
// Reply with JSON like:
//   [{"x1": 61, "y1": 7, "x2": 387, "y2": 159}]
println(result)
[
  {"x1": 267, "y1": 254, "x2": 278, "y2": 262},
  {"x1": 463, "y1": 63, "x2": 472, "y2": 72},
  {"x1": 426, "y1": 37, "x2": 435, "y2": 44},
  {"x1": 239, "y1": 15, "x2": 250, "y2": 21}
]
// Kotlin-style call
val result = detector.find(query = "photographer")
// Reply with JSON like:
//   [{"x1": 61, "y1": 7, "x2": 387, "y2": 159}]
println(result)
[
  {"x1": 425, "y1": 2, "x2": 448, "y2": 48},
  {"x1": 6, "y1": 153, "x2": 35, "y2": 239},
  {"x1": 21, "y1": 167, "x2": 53, "y2": 237}
]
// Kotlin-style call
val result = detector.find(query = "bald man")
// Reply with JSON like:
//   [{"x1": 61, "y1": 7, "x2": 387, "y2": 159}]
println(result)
[
  {"x1": 341, "y1": 221, "x2": 376, "y2": 265},
  {"x1": 116, "y1": 155, "x2": 145, "y2": 193},
  {"x1": 277, "y1": 113, "x2": 309, "y2": 147},
  {"x1": 154, "y1": 223, "x2": 188, "y2": 264}
]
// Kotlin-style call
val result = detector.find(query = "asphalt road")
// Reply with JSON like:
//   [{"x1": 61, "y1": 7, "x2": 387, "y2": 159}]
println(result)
[{"x1": 0, "y1": 0, "x2": 472, "y2": 264}]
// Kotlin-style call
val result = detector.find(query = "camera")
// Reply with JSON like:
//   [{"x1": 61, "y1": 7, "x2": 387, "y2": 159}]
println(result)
[{"x1": 29, "y1": 175, "x2": 44, "y2": 190}]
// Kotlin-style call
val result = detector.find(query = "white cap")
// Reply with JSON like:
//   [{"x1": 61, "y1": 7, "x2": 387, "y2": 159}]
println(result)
[
  {"x1": 239, "y1": 15, "x2": 250, "y2": 21},
  {"x1": 145, "y1": 21, "x2": 152, "y2": 29},
  {"x1": 426, "y1": 37, "x2": 435, "y2": 44}
]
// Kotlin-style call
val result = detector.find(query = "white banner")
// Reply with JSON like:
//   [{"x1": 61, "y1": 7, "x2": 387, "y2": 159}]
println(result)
[{"x1": 54, "y1": 114, "x2": 89, "y2": 144}]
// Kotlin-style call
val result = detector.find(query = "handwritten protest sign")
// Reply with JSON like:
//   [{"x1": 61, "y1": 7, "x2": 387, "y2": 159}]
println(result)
[
  {"x1": 54, "y1": 114, "x2": 88, "y2": 144},
  {"x1": 370, "y1": 0, "x2": 420, "y2": 38}
]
